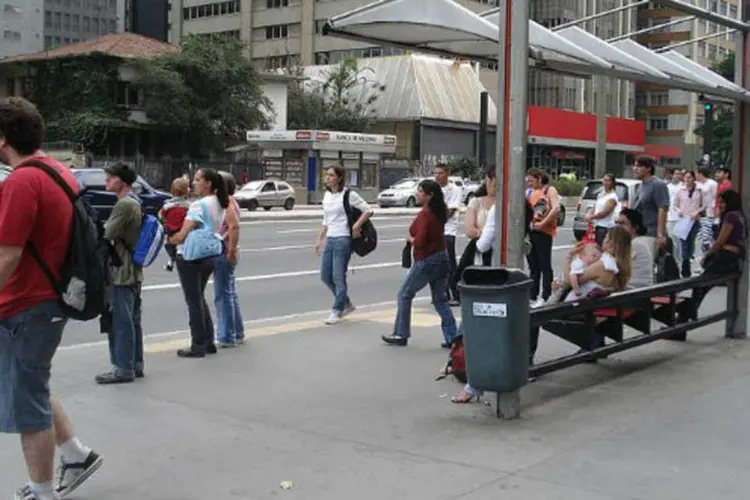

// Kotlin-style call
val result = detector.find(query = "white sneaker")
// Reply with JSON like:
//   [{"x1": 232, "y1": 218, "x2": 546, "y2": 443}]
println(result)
[
  {"x1": 324, "y1": 312, "x2": 341, "y2": 325},
  {"x1": 530, "y1": 298, "x2": 545, "y2": 309}
]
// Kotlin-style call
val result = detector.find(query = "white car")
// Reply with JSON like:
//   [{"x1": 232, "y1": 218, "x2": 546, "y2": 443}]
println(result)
[
  {"x1": 234, "y1": 179, "x2": 296, "y2": 211},
  {"x1": 377, "y1": 177, "x2": 474, "y2": 208}
]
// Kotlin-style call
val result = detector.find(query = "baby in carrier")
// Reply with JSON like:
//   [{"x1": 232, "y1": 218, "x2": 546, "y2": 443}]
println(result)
[
  {"x1": 159, "y1": 177, "x2": 191, "y2": 271},
  {"x1": 569, "y1": 243, "x2": 603, "y2": 299}
]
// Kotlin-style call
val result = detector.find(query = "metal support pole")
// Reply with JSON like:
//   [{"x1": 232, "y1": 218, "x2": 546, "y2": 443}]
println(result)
[
  {"x1": 551, "y1": 0, "x2": 648, "y2": 32},
  {"x1": 729, "y1": 23, "x2": 749, "y2": 338},
  {"x1": 478, "y1": 91, "x2": 488, "y2": 168},
  {"x1": 654, "y1": 0, "x2": 750, "y2": 32},
  {"x1": 606, "y1": 16, "x2": 696, "y2": 42},
  {"x1": 493, "y1": 0, "x2": 529, "y2": 420},
  {"x1": 594, "y1": 75, "x2": 608, "y2": 179},
  {"x1": 655, "y1": 29, "x2": 737, "y2": 53}
]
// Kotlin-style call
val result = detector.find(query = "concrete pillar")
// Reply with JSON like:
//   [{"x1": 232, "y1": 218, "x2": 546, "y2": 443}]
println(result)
[
  {"x1": 240, "y1": 0, "x2": 252, "y2": 57},
  {"x1": 300, "y1": 0, "x2": 315, "y2": 65}
]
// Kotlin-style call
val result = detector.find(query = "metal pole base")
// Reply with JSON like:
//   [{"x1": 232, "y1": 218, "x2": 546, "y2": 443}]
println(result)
[{"x1": 495, "y1": 390, "x2": 521, "y2": 419}]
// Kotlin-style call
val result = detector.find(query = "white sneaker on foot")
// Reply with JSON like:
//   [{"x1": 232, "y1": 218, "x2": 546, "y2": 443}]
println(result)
[
  {"x1": 14, "y1": 485, "x2": 60, "y2": 500},
  {"x1": 55, "y1": 451, "x2": 103, "y2": 498},
  {"x1": 324, "y1": 312, "x2": 341, "y2": 325}
]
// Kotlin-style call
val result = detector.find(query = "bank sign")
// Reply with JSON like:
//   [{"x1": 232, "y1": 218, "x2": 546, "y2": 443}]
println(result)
[{"x1": 247, "y1": 129, "x2": 396, "y2": 147}]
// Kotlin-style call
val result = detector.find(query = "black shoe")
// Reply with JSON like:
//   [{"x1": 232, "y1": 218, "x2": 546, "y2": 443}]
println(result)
[
  {"x1": 441, "y1": 342, "x2": 452, "y2": 349},
  {"x1": 135, "y1": 370, "x2": 144, "y2": 378},
  {"x1": 95, "y1": 372, "x2": 135, "y2": 385},
  {"x1": 206, "y1": 344, "x2": 217, "y2": 354},
  {"x1": 177, "y1": 348, "x2": 205, "y2": 358},
  {"x1": 382, "y1": 334, "x2": 408, "y2": 346}
]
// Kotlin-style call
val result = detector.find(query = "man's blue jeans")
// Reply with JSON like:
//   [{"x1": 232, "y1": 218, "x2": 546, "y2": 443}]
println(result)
[
  {"x1": 320, "y1": 236, "x2": 352, "y2": 314},
  {"x1": 214, "y1": 253, "x2": 245, "y2": 344},
  {"x1": 108, "y1": 284, "x2": 143, "y2": 378},
  {"x1": 393, "y1": 251, "x2": 457, "y2": 342}
]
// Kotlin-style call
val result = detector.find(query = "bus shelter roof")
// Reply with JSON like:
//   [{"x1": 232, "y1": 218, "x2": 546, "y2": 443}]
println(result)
[{"x1": 323, "y1": 0, "x2": 750, "y2": 102}]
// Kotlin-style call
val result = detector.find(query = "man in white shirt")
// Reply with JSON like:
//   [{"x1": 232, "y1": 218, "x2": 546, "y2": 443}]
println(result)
[
  {"x1": 666, "y1": 167, "x2": 684, "y2": 263},
  {"x1": 434, "y1": 164, "x2": 462, "y2": 304},
  {"x1": 696, "y1": 167, "x2": 718, "y2": 254}
]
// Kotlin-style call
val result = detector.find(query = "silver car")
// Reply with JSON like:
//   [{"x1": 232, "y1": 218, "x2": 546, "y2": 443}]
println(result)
[
  {"x1": 573, "y1": 178, "x2": 641, "y2": 240},
  {"x1": 234, "y1": 179, "x2": 296, "y2": 211},
  {"x1": 377, "y1": 178, "x2": 423, "y2": 207}
]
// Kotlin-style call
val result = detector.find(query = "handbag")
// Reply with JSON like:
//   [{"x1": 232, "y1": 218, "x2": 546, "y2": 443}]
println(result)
[
  {"x1": 181, "y1": 200, "x2": 224, "y2": 262},
  {"x1": 401, "y1": 242, "x2": 412, "y2": 268}
]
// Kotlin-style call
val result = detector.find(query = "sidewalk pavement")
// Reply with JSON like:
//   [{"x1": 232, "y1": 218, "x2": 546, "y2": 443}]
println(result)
[{"x1": 2, "y1": 290, "x2": 748, "y2": 499}]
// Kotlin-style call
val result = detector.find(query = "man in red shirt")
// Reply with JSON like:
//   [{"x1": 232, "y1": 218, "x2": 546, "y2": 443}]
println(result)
[
  {"x1": 714, "y1": 166, "x2": 733, "y2": 238},
  {"x1": 0, "y1": 98, "x2": 102, "y2": 500}
]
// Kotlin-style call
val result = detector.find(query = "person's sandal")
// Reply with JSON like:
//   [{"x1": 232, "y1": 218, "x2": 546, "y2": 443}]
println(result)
[{"x1": 451, "y1": 391, "x2": 477, "y2": 404}]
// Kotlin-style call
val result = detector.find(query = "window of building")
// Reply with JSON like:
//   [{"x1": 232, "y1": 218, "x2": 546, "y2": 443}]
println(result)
[
  {"x1": 266, "y1": 0, "x2": 289, "y2": 7},
  {"x1": 265, "y1": 24, "x2": 289, "y2": 39},
  {"x1": 45, "y1": 10, "x2": 52, "y2": 28},
  {"x1": 72, "y1": 14, "x2": 80, "y2": 31},
  {"x1": 5, "y1": 78, "x2": 15, "y2": 97},
  {"x1": 63, "y1": 13, "x2": 70, "y2": 30},
  {"x1": 265, "y1": 54, "x2": 298, "y2": 70},
  {"x1": 648, "y1": 116, "x2": 669, "y2": 130},
  {"x1": 314, "y1": 19, "x2": 326, "y2": 34},
  {"x1": 83, "y1": 16, "x2": 90, "y2": 32},
  {"x1": 54, "y1": 11, "x2": 61, "y2": 30},
  {"x1": 3, "y1": 30, "x2": 21, "y2": 41},
  {"x1": 649, "y1": 91, "x2": 669, "y2": 106},
  {"x1": 44, "y1": 35, "x2": 53, "y2": 48},
  {"x1": 183, "y1": 0, "x2": 240, "y2": 19}
]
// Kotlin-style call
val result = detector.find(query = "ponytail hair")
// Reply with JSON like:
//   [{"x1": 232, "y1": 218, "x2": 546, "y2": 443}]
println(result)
[
  {"x1": 418, "y1": 179, "x2": 448, "y2": 225},
  {"x1": 199, "y1": 167, "x2": 229, "y2": 209}
]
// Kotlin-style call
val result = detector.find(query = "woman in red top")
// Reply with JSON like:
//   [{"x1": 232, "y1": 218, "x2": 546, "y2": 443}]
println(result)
[{"x1": 382, "y1": 180, "x2": 458, "y2": 346}]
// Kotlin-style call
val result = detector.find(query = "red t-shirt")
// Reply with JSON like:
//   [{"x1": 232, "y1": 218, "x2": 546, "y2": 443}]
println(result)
[
  {"x1": 0, "y1": 156, "x2": 77, "y2": 319},
  {"x1": 716, "y1": 180, "x2": 732, "y2": 213}
]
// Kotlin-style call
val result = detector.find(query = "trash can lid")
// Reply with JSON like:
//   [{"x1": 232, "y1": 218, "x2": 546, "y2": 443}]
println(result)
[{"x1": 459, "y1": 267, "x2": 532, "y2": 290}]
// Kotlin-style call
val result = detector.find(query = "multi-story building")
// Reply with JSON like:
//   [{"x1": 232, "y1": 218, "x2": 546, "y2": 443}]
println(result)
[
  {"x1": 0, "y1": 0, "x2": 44, "y2": 59},
  {"x1": 636, "y1": 0, "x2": 741, "y2": 165},
  {"x1": 125, "y1": 0, "x2": 169, "y2": 41},
  {"x1": 41, "y1": 0, "x2": 123, "y2": 51}
]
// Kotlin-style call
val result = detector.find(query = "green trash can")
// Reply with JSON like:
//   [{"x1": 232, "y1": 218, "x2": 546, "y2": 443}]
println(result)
[{"x1": 458, "y1": 267, "x2": 532, "y2": 393}]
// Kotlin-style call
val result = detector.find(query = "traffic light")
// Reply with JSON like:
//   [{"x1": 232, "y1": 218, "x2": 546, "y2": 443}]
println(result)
[{"x1": 704, "y1": 102, "x2": 713, "y2": 112}]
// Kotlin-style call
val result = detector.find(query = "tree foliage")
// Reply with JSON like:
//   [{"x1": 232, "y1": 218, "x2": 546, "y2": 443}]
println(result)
[
  {"x1": 27, "y1": 54, "x2": 128, "y2": 151},
  {"x1": 287, "y1": 55, "x2": 384, "y2": 132},
  {"x1": 694, "y1": 52, "x2": 735, "y2": 167},
  {"x1": 137, "y1": 35, "x2": 272, "y2": 157},
  {"x1": 447, "y1": 156, "x2": 481, "y2": 180}
]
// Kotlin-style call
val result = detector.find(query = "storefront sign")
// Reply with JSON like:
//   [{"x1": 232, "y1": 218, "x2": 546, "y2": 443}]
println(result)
[{"x1": 247, "y1": 129, "x2": 396, "y2": 147}]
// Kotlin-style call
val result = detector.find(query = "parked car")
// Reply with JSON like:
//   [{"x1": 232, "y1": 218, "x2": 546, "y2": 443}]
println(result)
[
  {"x1": 461, "y1": 179, "x2": 482, "y2": 204},
  {"x1": 73, "y1": 168, "x2": 171, "y2": 225},
  {"x1": 377, "y1": 178, "x2": 422, "y2": 207},
  {"x1": 573, "y1": 178, "x2": 641, "y2": 240},
  {"x1": 234, "y1": 179, "x2": 296, "y2": 211}
]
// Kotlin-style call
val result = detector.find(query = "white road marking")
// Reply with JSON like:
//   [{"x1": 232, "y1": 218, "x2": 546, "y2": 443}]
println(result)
[
  {"x1": 276, "y1": 224, "x2": 407, "y2": 234},
  {"x1": 241, "y1": 238, "x2": 406, "y2": 253},
  {"x1": 58, "y1": 297, "x2": 432, "y2": 352},
  {"x1": 144, "y1": 244, "x2": 575, "y2": 291}
]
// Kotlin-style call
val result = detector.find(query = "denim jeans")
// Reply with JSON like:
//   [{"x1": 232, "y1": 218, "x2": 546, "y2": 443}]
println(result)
[
  {"x1": 320, "y1": 236, "x2": 352, "y2": 314},
  {"x1": 679, "y1": 222, "x2": 699, "y2": 278},
  {"x1": 394, "y1": 251, "x2": 457, "y2": 342},
  {"x1": 176, "y1": 257, "x2": 216, "y2": 352},
  {"x1": 108, "y1": 284, "x2": 143, "y2": 378},
  {"x1": 0, "y1": 301, "x2": 65, "y2": 433},
  {"x1": 214, "y1": 253, "x2": 244, "y2": 344}
]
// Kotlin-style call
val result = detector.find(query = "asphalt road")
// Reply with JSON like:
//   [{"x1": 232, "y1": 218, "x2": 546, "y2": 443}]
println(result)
[{"x1": 59, "y1": 214, "x2": 577, "y2": 348}]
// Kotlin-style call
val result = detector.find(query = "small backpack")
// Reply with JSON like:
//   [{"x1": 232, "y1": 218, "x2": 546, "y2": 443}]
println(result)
[
  {"x1": 343, "y1": 188, "x2": 377, "y2": 257},
  {"x1": 436, "y1": 335, "x2": 467, "y2": 384},
  {"x1": 127, "y1": 194, "x2": 165, "y2": 268},
  {"x1": 21, "y1": 160, "x2": 108, "y2": 321}
]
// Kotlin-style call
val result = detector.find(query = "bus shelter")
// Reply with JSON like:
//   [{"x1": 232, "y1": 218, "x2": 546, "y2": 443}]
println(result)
[
  {"x1": 246, "y1": 129, "x2": 396, "y2": 204},
  {"x1": 323, "y1": 0, "x2": 750, "y2": 338}
]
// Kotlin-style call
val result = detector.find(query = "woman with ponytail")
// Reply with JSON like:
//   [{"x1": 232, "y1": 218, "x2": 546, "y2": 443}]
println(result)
[{"x1": 382, "y1": 179, "x2": 457, "y2": 347}]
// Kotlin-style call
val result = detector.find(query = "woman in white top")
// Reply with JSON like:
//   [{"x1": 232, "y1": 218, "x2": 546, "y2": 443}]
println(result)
[
  {"x1": 584, "y1": 173, "x2": 618, "y2": 247},
  {"x1": 314, "y1": 166, "x2": 374, "y2": 325},
  {"x1": 168, "y1": 168, "x2": 228, "y2": 358}
]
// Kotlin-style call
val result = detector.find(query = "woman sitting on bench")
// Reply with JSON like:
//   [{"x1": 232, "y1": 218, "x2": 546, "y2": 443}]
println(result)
[{"x1": 681, "y1": 189, "x2": 747, "y2": 319}]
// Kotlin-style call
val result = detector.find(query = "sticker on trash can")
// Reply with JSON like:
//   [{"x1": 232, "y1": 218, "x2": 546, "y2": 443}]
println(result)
[{"x1": 473, "y1": 302, "x2": 507, "y2": 318}]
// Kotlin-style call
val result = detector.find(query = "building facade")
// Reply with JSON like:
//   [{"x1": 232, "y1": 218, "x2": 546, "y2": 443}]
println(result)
[
  {"x1": 125, "y1": 0, "x2": 169, "y2": 41},
  {"x1": 40, "y1": 0, "x2": 122, "y2": 51},
  {"x1": 0, "y1": 0, "x2": 44, "y2": 59},
  {"x1": 636, "y1": 0, "x2": 742, "y2": 165}
]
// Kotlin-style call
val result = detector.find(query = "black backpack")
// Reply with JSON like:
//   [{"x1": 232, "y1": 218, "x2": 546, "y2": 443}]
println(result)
[
  {"x1": 20, "y1": 160, "x2": 109, "y2": 321},
  {"x1": 343, "y1": 188, "x2": 377, "y2": 257}
]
